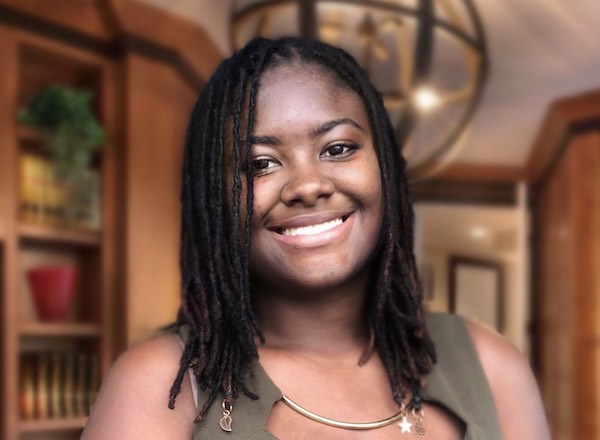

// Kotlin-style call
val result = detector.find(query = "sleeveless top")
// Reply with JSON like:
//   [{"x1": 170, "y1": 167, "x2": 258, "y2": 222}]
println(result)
[{"x1": 179, "y1": 313, "x2": 503, "y2": 440}]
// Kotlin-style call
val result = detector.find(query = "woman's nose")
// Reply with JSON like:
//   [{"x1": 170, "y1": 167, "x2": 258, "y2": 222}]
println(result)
[{"x1": 280, "y1": 164, "x2": 335, "y2": 207}]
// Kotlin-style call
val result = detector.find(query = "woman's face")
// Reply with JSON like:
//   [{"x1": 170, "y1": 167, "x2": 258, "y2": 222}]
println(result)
[{"x1": 245, "y1": 63, "x2": 383, "y2": 294}]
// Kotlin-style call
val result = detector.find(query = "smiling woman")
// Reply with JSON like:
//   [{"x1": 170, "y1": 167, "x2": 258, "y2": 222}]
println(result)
[{"x1": 81, "y1": 37, "x2": 549, "y2": 440}]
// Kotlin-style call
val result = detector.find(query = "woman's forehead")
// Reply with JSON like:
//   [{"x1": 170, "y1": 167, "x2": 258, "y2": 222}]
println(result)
[
  {"x1": 260, "y1": 61, "x2": 351, "y2": 94},
  {"x1": 223, "y1": 60, "x2": 371, "y2": 150}
]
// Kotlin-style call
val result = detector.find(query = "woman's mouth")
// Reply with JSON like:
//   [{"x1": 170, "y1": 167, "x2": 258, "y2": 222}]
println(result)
[
  {"x1": 279, "y1": 217, "x2": 344, "y2": 236},
  {"x1": 271, "y1": 214, "x2": 352, "y2": 236},
  {"x1": 268, "y1": 213, "x2": 354, "y2": 248}
]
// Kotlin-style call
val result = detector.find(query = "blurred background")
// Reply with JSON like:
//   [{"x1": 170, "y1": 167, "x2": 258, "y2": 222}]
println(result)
[{"x1": 0, "y1": 1, "x2": 598, "y2": 439}]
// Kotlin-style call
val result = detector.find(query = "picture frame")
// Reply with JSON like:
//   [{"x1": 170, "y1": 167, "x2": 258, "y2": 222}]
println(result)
[
  {"x1": 448, "y1": 256, "x2": 504, "y2": 331},
  {"x1": 419, "y1": 262, "x2": 436, "y2": 302}
]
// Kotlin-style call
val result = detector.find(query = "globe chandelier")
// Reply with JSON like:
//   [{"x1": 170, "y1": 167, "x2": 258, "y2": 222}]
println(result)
[{"x1": 230, "y1": 0, "x2": 489, "y2": 179}]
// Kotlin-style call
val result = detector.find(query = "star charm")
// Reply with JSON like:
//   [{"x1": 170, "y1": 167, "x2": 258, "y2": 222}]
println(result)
[{"x1": 399, "y1": 415, "x2": 412, "y2": 433}]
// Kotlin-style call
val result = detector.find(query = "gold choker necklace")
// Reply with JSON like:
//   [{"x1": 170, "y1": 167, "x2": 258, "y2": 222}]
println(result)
[
  {"x1": 218, "y1": 397, "x2": 426, "y2": 435},
  {"x1": 280, "y1": 395, "x2": 426, "y2": 435}
]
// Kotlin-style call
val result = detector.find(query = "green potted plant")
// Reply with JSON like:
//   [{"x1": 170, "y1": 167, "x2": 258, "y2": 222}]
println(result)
[{"x1": 18, "y1": 84, "x2": 106, "y2": 228}]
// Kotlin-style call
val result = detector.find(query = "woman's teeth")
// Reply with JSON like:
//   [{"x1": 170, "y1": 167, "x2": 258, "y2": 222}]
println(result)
[{"x1": 280, "y1": 217, "x2": 344, "y2": 236}]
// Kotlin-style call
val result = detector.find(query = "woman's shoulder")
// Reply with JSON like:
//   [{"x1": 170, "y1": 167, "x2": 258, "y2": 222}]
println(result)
[
  {"x1": 81, "y1": 332, "x2": 196, "y2": 439},
  {"x1": 463, "y1": 318, "x2": 550, "y2": 439}
]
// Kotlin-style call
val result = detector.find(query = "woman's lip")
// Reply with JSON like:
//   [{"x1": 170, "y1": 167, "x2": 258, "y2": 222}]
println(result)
[{"x1": 268, "y1": 211, "x2": 353, "y2": 231}]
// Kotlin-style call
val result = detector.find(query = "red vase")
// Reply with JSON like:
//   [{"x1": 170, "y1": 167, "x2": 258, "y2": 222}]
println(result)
[{"x1": 26, "y1": 267, "x2": 77, "y2": 322}]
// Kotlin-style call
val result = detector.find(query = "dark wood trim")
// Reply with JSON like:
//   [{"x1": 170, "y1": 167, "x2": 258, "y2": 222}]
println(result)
[
  {"x1": 527, "y1": 89, "x2": 600, "y2": 185},
  {"x1": 448, "y1": 255, "x2": 504, "y2": 332},
  {"x1": 122, "y1": 33, "x2": 204, "y2": 91},
  {"x1": 0, "y1": 0, "x2": 111, "y2": 40},
  {"x1": 531, "y1": 118, "x2": 600, "y2": 191},
  {"x1": 0, "y1": 0, "x2": 223, "y2": 90},
  {"x1": 425, "y1": 162, "x2": 526, "y2": 182},
  {"x1": 104, "y1": 0, "x2": 222, "y2": 86},
  {"x1": 411, "y1": 179, "x2": 516, "y2": 205},
  {"x1": 0, "y1": 3, "x2": 118, "y2": 57}
]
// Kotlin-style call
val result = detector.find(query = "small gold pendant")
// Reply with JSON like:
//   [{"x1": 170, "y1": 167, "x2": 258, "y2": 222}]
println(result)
[
  {"x1": 219, "y1": 413, "x2": 232, "y2": 432},
  {"x1": 412, "y1": 407, "x2": 426, "y2": 436},
  {"x1": 219, "y1": 400, "x2": 233, "y2": 432}
]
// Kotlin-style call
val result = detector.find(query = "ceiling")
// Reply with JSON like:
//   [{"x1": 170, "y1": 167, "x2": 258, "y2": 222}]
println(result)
[{"x1": 137, "y1": 0, "x2": 600, "y2": 168}]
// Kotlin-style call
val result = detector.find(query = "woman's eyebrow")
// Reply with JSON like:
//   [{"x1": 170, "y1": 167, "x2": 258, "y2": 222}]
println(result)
[
  {"x1": 247, "y1": 135, "x2": 281, "y2": 146},
  {"x1": 312, "y1": 118, "x2": 366, "y2": 137},
  {"x1": 246, "y1": 118, "x2": 366, "y2": 147}
]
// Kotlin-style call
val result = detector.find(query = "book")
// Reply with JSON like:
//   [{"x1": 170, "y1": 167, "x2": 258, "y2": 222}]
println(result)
[
  {"x1": 49, "y1": 352, "x2": 63, "y2": 418},
  {"x1": 75, "y1": 354, "x2": 88, "y2": 417},
  {"x1": 19, "y1": 354, "x2": 36, "y2": 420},
  {"x1": 63, "y1": 352, "x2": 76, "y2": 418},
  {"x1": 87, "y1": 354, "x2": 100, "y2": 414},
  {"x1": 19, "y1": 153, "x2": 33, "y2": 223},
  {"x1": 34, "y1": 352, "x2": 49, "y2": 419}
]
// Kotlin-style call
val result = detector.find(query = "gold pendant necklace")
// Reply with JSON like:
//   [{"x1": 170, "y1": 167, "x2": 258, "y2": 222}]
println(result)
[
  {"x1": 219, "y1": 396, "x2": 426, "y2": 435},
  {"x1": 281, "y1": 394, "x2": 411, "y2": 431}
]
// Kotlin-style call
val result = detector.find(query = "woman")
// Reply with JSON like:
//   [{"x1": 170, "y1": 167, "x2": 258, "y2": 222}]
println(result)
[{"x1": 82, "y1": 37, "x2": 549, "y2": 439}]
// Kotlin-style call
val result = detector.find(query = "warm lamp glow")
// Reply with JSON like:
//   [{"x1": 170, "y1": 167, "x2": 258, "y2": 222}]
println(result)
[
  {"x1": 470, "y1": 227, "x2": 488, "y2": 239},
  {"x1": 413, "y1": 87, "x2": 442, "y2": 113}
]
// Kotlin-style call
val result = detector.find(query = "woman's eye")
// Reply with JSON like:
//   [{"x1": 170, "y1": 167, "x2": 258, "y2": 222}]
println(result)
[
  {"x1": 251, "y1": 157, "x2": 278, "y2": 174},
  {"x1": 322, "y1": 143, "x2": 358, "y2": 158}
]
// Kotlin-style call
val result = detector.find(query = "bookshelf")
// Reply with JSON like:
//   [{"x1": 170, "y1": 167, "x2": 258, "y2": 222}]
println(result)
[
  {"x1": 19, "y1": 417, "x2": 87, "y2": 433},
  {"x1": 19, "y1": 224, "x2": 101, "y2": 248},
  {"x1": 19, "y1": 322, "x2": 101, "y2": 338},
  {"x1": 0, "y1": 25, "x2": 118, "y2": 440}
]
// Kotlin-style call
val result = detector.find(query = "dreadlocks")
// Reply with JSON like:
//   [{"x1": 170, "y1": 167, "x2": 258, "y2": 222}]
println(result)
[{"x1": 169, "y1": 37, "x2": 436, "y2": 422}]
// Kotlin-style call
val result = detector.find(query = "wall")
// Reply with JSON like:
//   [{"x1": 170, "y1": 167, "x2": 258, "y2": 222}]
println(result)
[{"x1": 123, "y1": 54, "x2": 197, "y2": 345}]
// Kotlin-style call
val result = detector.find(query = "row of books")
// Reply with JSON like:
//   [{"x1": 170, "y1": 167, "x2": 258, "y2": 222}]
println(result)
[
  {"x1": 19, "y1": 152, "x2": 101, "y2": 231},
  {"x1": 20, "y1": 351, "x2": 100, "y2": 420}
]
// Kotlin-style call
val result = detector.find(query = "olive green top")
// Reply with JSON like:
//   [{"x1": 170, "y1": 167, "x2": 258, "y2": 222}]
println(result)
[{"x1": 181, "y1": 313, "x2": 503, "y2": 439}]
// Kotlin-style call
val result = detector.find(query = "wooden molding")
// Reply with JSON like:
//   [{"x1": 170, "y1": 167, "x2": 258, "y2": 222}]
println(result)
[
  {"x1": 103, "y1": 0, "x2": 223, "y2": 86},
  {"x1": 416, "y1": 162, "x2": 526, "y2": 183},
  {"x1": 0, "y1": 0, "x2": 224, "y2": 89},
  {"x1": 0, "y1": 0, "x2": 111, "y2": 41},
  {"x1": 527, "y1": 89, "x2": 600, "y2": 185},
  {"x1": 411, "y1": 179, "x2": 516, "y2": 205}
]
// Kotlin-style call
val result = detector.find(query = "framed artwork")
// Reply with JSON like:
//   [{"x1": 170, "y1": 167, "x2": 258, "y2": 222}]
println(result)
[
  {"x1": 419, "y1": 262, "x2": 435, "y2": 302},
  {"x1": 448, "y1": 256, "x2": 504, "y2": 331}
]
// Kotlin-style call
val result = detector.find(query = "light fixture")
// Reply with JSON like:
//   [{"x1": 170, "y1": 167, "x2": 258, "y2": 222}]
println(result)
[
  {"x1": 413, "y1": 86, "x2": 442, "y2": 113},
  {"x1": 230, "y1": 0, "x2": 489, "y2": 179},
  {"x1": 470, "y1": 227, "x2": 488, "y2": 239}
]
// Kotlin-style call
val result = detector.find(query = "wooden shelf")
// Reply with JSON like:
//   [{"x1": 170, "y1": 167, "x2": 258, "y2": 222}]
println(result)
[
  {"x1": 19, "y1": 322, "x2": 100, "y2": 337},
  {"x1": 17, "y1": 126, "x2": 45, "y2": 145},
  {"x1": 2, "y1": 22, "x2": 119, "y2": 440},
  {"x1": 19, "y1": 223, "x2": 101, "y2": 247},
  {"x1": 19, "y1": 417, "x2": 87, "y2": 433}
]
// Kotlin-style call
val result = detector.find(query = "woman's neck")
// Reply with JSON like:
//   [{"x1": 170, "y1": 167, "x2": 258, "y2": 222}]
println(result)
[{"x1": 252, "y1": 275, "x2": 371, "y2": 358}]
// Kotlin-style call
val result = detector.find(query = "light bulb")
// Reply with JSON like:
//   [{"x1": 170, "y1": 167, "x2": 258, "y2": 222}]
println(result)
[{"x1": 413, "y1": 87, "x2": 442, "y2": 112}]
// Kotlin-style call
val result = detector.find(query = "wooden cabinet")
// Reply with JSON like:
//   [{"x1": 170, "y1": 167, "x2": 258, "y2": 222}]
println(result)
[
  {"x1": 533, "y1": 95, "x2": 600, "y2": 439},
  {"x1": 0, "y1": 25, "x2": 118, "y2": 440}
]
